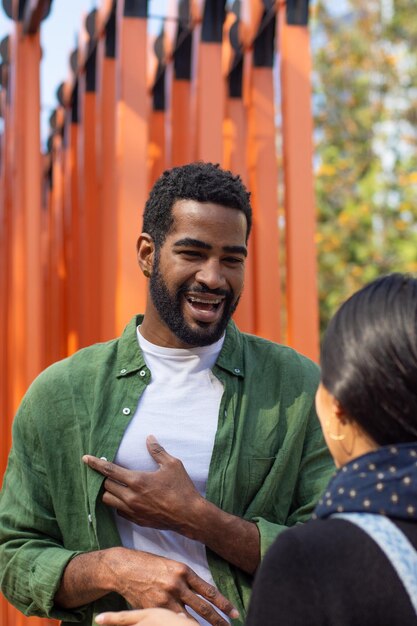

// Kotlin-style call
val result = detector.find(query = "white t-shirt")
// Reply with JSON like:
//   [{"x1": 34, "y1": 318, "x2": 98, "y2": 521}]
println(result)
[{"x1": 114, "y1": 328, "x2": 226, "y2": 624}]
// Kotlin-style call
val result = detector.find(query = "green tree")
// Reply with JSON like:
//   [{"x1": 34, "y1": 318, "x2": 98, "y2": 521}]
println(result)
[{"x1": 313, "y1": 0, "x2": 417, "y2": 330}]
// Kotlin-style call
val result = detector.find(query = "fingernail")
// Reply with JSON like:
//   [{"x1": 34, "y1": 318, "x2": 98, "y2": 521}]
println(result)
[
  {"x1": 95, "y1": 616, "x2": 104, "y2": 624},
  {"x1": 82, "y1": 455, "x2": 89, "y2": 463},
  {"x1": 147, "y1": 434, "x2": 157, "y2": 443},
  {"x1": 230, "y1": 609, "x2": 240, "y2": 619}
]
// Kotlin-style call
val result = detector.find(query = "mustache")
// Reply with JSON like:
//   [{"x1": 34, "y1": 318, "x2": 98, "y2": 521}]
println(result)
[{"x1": 177, "y1": 284, "x2": 233, "y2": 299}]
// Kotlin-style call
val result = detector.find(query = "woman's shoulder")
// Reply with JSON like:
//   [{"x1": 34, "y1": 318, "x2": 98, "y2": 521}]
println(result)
[
  {"x1": 270, "y1": 516, "x2": 417, "y2": 561},
  {"x1": 250, "y1": 517, "x2": 417, "y2": 626},
  {"x1": 268, "y1": 517, "x2": 362, "y2": 558}
]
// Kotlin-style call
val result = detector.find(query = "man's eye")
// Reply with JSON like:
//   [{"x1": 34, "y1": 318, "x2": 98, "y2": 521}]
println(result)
[
  {"x1": 180, "y1": 250, "x2": 202, "y2": 258},
  {"x1": 224, "y1": 257, "x2": 244, "y2": 264}
]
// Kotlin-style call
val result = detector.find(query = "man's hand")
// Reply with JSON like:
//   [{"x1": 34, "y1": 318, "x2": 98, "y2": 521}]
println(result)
[
  {"x1": 82, "y1": 436, "x2": 203, "y2": 534},
  {"x1": 95, "y1": 608, "x2": 193, "y2": 626},
  {"x1": 82, "y1": 436, "x2": 261, "y2": 574},
  {"x1": 55, "y1": 548, "x2": 239, "y2": 626}
]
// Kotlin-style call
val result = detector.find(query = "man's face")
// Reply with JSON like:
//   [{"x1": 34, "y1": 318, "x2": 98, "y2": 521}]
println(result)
[{"x1": 143, "y1": 200, "x2": 248, "y2": 348}]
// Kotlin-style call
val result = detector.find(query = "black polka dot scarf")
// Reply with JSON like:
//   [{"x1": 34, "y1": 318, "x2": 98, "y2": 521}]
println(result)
[{"x1": 313, "y1": 442, "x2": 417, "y2": 522}]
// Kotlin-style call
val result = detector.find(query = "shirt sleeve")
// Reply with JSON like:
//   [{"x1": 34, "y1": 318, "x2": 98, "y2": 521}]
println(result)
[
  {"x1": 252, "y1": 402, "x2": 335, "y2": 559},
  {"x1": 0, "y1": 393, "x2": 88, "y2": 622}
]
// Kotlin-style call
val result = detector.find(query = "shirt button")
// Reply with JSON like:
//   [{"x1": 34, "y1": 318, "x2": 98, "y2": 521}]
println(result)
[
  {"x1": 234, "y1": 368, "x2": 241, "y2": 374},
  {"x1": 88, "y1": 514, "x2": 92, "y2": 524},
  {"x1": 139, "y1": 370, "x2": 146, "y2": 377},
  {"x1": 122, "y1": 407, "x2": 131, "y2": 415},
  {"x1": 100, "y1": 456, "x2": 108, "y2": 461},
  {"x1": 120, "y1": 368, "x2": 127, "y2": 374}
]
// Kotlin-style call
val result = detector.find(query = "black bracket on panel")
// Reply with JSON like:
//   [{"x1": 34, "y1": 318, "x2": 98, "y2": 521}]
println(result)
[
  {"x1": 174, "y1": 23, "x2": 192, "y2": 80},
  {"x1": 85, "y1": 9, "x2": 97, "y2": 92},
  {"x1": 286, "y1": 0, "x2": 310, "y2": 26},
  {"x1": 152, "y1": 62, "x2": 165, "y2": 111},
  {"x1": 123, "y1": 0, "x2": 148, "y2": 18},
  {"x1": 227, "y1": 20, "x2": 243, "y2": 98},
  {"x1": 201, "y1": 0, "x2": 226, "y2": 43},
  {"x1": 228, "y1": 55, "x2": 243, "y2": 99},
  {"x1": 105, "y1": 4, "x2": 117, "y2": 59},
  {"x1": 86, "y1": 45, "x2": 97, "y2": 93},
  {"x1": 0, "y1": 35, "x2": 9, "y2": 64},
  {"x1": 2, "y1": 0, "x2": 25, "y2": 20},
  {"x1": 24, "y1": 0, "x2": 53, "y2": 33},
  {"x1": 152, "y1": 30, "x2": 165, "y2": 110},
  {"x1": 71, "y1": 81, "x2": 79, "y2": 124},
  {"x1": 174, "y1": 0, "x2": 192, "y2": 80},
  {"x1": 253, "y1": 7, "x2": 276, "y2": 68},
  {"x1": 3, "y1": 0, "x2": 52, "y2": 25}
]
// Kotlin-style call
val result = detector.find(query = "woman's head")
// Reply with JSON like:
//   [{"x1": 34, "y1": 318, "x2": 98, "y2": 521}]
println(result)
[{"x1": 320, "y1": 273, "x2": 417, "y2": 451}]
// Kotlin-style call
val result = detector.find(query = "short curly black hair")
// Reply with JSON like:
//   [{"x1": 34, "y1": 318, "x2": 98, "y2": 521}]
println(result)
[{"x1": 142, "y1": 162, "x2": 252, "y2": 248}]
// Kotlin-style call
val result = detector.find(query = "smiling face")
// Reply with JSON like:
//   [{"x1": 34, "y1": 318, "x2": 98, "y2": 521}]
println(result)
[{"x1": 138, "y1": 200, "x2": 248, "y2": 348}]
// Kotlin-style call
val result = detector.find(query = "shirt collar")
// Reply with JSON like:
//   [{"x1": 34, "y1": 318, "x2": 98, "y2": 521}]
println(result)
[
  {"x1": 115, "y1": 315, "x2": 245, "y2": 378},
  {"x1": 115, "y1": 315, "x2": 147, "y2": 377},
  {"x1": 215, "y1": 320, "x2": 245, "y2": 378}
]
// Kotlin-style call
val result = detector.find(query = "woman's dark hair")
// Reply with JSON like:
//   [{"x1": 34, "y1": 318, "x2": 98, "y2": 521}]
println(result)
[
  {"x1": 142, "y1": 162, "x2": 252, "y2": 249},
  {"x1": 321, "y1": 273, "x2": 417, "y2": 446}
]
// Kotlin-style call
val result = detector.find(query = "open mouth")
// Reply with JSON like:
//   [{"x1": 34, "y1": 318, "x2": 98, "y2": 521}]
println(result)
[
  {"x1": 185, "y1": 295, "x2": 224, "y2": 311},
  {"x1": 184, "y1": 293, "x2": 226, "y2": 323}
]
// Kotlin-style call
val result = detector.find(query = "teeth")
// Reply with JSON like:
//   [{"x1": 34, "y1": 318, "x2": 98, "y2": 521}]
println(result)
[{"x1": 187, "y1": 296, "x2": 223, "y2": 304}]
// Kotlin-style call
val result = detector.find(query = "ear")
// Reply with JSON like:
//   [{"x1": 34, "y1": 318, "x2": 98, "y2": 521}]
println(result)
[
  {"x1": 333, "y1": 398, "x2": 350, "y2": 426},
  {"x1": 137, "y1": 233, "x2": 155, "y2": 276}
]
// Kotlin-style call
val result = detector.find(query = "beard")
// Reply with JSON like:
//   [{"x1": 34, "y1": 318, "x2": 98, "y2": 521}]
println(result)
[{"x1": 149, "y1": 258, "x2": 239, "y2": 347}]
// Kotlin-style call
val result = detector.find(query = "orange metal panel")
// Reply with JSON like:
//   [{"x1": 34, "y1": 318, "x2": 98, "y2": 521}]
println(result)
[
  {"x1": 77, "y1": 78, "x2": 101, "y2": 347},
  {"x1": 48, "y1": 115, "x2": 67, "y2": 363},
  {"x1": 171, "y1": 11, "x2": 194, "y2": 166},
  {"x1": 149, "y1": 109, "x2": 166, "y2": 190},
  {"x1": 63, "y1": 113, "x2": 81, "y2": 356},
  {"x1": 114, "y1": 4, "x2": 148, "y2": 333},
  {"x1": 279, "y1": 5, "x2": 319, "y2": 362},
  {"x1": 171, "y1": 77, "x2": 194, "y2": 166},
  {"x1": 1, "y1": 20, "x2": 58, "y2": 622},
  {"x1": 42, "y1": 173, "x2": 53, "y2": 366},
  {"x1": 223, "y1": 97, "x2": 255, "y2": 334},
  {"x1": 246, "y1": 56, "x2": 281, "y2": 342},
  {"x1": 22, "y1": 31, "x2": 44, "y2": 383},
  {"x1": 96, "y1": 32, "x2": 117, "y2": 341},
  {"x1": 195, "y1": 41, "x2": 224, "y2": 162},
  {"x1": 0, "y1": 79, "x2": 10, "y2": 486},
  {"x1": 8, "y1": 24, "x2": 28, "y2": 415}
]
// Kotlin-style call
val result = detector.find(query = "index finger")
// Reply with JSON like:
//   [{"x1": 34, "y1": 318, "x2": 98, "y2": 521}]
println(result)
[
  {"x1": 82, "y1": 455, "x2": 132, "y2": 485},
  {"x1": 95, "y1": 609, "x2": 189, "y2": 625},
  {"x1": 95, "y1": 610, "x2": 143, "y2": 625},
  {"x1": 185, "y1": 571, "x2": 239, "y2": 621}
]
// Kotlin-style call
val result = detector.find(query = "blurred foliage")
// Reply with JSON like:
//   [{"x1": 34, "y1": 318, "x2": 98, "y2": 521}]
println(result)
[{"x1": 313, "y1": 0, "x2": 417, "y2": 331}]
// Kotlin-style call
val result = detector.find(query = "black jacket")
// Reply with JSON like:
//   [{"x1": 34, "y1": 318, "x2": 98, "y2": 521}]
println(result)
[{"x1": 246, "y1": 517, "x2": 417, "y2": 626}]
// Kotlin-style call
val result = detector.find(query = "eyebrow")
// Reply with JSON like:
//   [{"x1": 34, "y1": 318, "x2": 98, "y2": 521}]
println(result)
[{"x1": 173, "y1": 237, "x2": 248, "y2": 257}]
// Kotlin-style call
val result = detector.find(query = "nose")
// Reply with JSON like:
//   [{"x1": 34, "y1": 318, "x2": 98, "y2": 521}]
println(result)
[{"x1": 195, "y1": 259, "x2": 226, "y2": 291}]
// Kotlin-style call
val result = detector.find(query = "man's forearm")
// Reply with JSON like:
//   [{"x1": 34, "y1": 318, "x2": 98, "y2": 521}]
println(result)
[
  {"x1": 54, "y1": 546, "x2": 239, "y2": 626},
  {"x1": 186, "y1": 499, "x2": 260, "y2": 574},
  {"x1": 55, "y1": 549, "x2": 118, "y2": 608}
]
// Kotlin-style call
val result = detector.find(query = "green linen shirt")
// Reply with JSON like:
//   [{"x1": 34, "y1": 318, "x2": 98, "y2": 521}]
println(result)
[{"x1": 0, "y1": 316, "x2": 334, "y2": 625}]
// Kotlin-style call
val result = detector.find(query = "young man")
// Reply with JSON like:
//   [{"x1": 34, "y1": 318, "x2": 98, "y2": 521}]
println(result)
[{"x1": 0, "y1": 163, "x2": 333, "y2": 626}]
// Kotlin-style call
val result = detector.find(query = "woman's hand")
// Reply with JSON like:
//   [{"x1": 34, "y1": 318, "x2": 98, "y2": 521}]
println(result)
[{"x1": 95, "y1": 608, "x2": 195, "y2": 626}]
